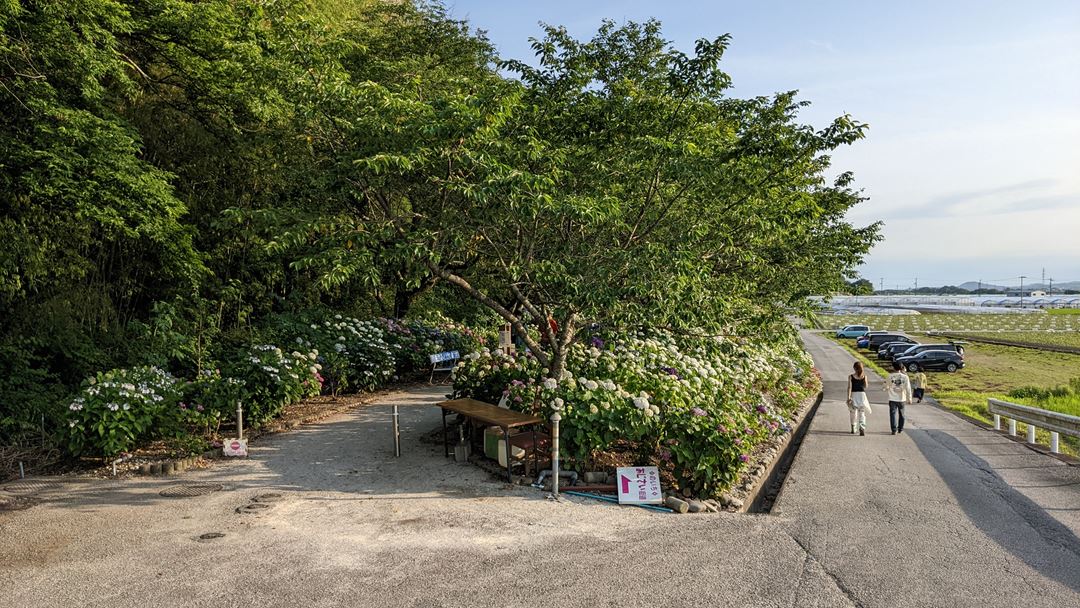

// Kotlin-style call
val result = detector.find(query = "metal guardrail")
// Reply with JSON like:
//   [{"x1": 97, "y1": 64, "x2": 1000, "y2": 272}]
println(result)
[{"x1": 988, "y1": 398, "x2": 1080, "y2": 454}]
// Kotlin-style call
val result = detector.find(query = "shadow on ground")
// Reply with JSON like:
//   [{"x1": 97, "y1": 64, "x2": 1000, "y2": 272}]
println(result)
[{"x1": 911, "y1": 428, "x2": 1080, "y2": 594}]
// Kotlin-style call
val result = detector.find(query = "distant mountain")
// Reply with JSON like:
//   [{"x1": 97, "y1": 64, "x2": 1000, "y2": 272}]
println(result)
[
  {"x1": 957, "y1": 281, "x2": 1006, "y2": 292},
  {"x1": 955, "y1": 281, "x2": 1080, "y2": 292}
]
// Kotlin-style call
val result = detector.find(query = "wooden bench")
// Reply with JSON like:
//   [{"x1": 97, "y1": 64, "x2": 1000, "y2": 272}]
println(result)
[
  {"x1": 437, "y1": 398, "x2": 545, "y2": 482},
  {"x1": 428, "y1": 350, "x2": 460, "y2": 383}
]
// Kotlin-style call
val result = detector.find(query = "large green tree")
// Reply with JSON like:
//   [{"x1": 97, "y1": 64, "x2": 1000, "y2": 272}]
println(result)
[{"x1": 292, "y1": 20, "x2": 880, "y2": 376}]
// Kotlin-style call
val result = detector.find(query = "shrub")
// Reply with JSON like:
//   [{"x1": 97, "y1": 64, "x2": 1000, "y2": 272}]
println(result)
[
  {"x1": 380, "y1": 315, "x2": 487, "y2": 375},
  {"x1": 226, "y1": 345, "x2": 322, "y2": 426},
  {"x1": 451, "y1": 330, "x2": 820, "y2": 497},
  {"x1": 298, "y1": 316, "x2": 394, "y2": 393},
  {"x1": 65, "y1": 366, "x2": 182, "y2": 457}
]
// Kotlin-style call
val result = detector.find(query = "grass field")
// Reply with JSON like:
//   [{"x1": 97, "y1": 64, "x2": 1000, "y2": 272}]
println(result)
[
  {"x1": 964, "y1": 332, "x2": 1080, "y2": 349},
  {"x1": 823, "y1": 312, "x2": 1080, "y2": 333},
  {"x1": 830, "y1": 336, "x2": 1080, "y2": 453}
]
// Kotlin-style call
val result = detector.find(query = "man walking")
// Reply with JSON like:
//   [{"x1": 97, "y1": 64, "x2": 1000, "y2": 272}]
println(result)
[{"x1": 884, "y1": 362, "x2": 913, "y2": 435}]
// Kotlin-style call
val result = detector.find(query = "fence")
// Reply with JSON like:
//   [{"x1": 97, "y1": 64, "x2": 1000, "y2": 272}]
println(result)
[{"x1": 987, "y1": 398, "x2": 1080, "y2": 454}]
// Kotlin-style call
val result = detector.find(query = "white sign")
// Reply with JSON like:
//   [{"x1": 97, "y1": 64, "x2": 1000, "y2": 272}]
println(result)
[
  {"x1": 616, "y1": 466, "x2": 663, "y2": 505},
  {"x1": 223, "y1": 438, "x2": 248, "y2": 457}
]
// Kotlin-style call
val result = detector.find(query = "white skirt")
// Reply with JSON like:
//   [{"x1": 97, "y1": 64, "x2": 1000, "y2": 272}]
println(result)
[{"x1": 850, "y1": 391, "x2": 871, "y2": 413}]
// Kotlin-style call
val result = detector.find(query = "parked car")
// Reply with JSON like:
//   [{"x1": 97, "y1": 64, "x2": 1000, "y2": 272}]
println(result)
[
  {"x1": 879, "y1": 342, "x2": 922, "y2": 360},
  {"x1": 895, "y1": 350, "x2": 965, "y2": 372},
  {"x1": 896, "y1": 343, "x2": 965, "y2": 360},
  {"x1": 866, "y1": 333, "x2": 915, "y2": 350},
  {"x1": 856, "y1": 331, "x2": 891, "y2": 348},
  {"x1": 836, "y1": 325, "x2": 871, "y2": 338}
]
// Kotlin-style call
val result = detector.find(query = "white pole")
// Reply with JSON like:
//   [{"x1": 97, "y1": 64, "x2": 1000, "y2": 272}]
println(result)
[
  {"x1": 392, "y1": 404, "x2": 401, "y2": 457},
  {"x1": 1026, "y1": 424, "x2": 1036, "y2": 444},
  {"x1": 550, "y1": 412, "x2": 561, "y2": 498},
  {"x1": 1051, "y1": 432, "x2": 1060, "y2": 454},
  {"x1": 993, "y1": 414, "x2": 1001, "y2": 431},
  {"x1": 1008, "y1": 419, "x2": 1017, "y2": 436},
  {"x1": 236, "y1": 401, "x2": 244, "y2": 440}
]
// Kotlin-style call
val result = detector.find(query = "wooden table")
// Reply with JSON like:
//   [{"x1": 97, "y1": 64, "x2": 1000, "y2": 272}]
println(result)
[{"x1": 437, "y1": 398, "x2": 544, "y2": 482}]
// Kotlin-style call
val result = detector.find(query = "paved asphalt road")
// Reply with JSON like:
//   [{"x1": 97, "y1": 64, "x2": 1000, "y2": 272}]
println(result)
[{"x1": 2, "y1": 334, "x2": 1079, "y2": 607}]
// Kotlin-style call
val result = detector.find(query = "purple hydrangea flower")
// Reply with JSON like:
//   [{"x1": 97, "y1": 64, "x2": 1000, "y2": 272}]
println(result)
[
  {"x1": 659, "y1": 448, "x2": 673, "y2": 462},
  {"x1": 691, "y1": 407, "x2": 707, "y2": 417},
  {"x1": 590, "y1": 336, "x2": 605, "y2": 349},
  {"x1": 739, "y1": 454, "x2": 750, "y2": 463}
]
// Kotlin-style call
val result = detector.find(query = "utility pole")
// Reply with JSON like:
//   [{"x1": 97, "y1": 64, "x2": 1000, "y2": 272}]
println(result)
[
  {"x1": 1019, "y1": 275, "x2": 1027, "y2": 308},
  {"x1": 880, "y1": 277, "x2": 884, "y2": 292},
  {"x1": 1042, "y1": 268, "x2": 1046, "y2": 291},
  {"x1": 914, "y1": 277, "x2": 918, "y2": 290},
  {"x1": 1049, "y1": 277, "x2": 1054, "y2": 296}
]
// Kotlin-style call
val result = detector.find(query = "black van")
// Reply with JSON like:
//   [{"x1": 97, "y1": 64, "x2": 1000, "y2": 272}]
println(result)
[
  {"x1": 866, "y1": 333, "x2": 915, "y2": 350},
  {"x1": 895, "y1": 343, "x2": 965, "y2": 360}
]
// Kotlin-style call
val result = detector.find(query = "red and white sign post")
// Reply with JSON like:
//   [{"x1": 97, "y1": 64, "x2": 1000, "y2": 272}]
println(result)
[{"x1": 616, "y1": 466, "x2": 663, "y2": 505}]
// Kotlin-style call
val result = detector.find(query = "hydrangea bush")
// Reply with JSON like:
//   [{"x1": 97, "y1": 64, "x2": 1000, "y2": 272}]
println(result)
[
  {"x1": 65, "y1": 366, "x2": 182, "y2": 457},
  {"x1": 227, "y1": 345, "x2": 323, "y2": 425},
  {"x1": 451, "y1": 330, "x2": 821, "y2": 497},
  {"x1": 380, "y1": 315, "x2": 486, "y2": 375}
]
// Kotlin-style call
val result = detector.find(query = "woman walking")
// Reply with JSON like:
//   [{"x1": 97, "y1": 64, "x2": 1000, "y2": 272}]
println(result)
[{"x1": 847, "y1": 361, "x2": 872, "y2": 436}]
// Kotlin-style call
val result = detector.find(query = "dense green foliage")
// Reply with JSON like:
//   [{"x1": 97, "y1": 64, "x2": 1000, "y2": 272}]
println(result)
[
  {"x1": 452, "y1": 329, "x2": 821, "y2": 497},
  {"x1": 1, "y1": 1, "x2": 876, "y2": 475}
]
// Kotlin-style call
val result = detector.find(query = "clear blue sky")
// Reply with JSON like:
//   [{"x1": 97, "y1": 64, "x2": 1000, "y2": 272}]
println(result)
[{"x1": 444, "y1": 1, "x2": 1080, "y2": 288}]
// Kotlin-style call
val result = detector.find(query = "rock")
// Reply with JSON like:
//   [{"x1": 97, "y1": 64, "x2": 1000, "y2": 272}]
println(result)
[
  {"x1": 703, "y1": 500, "x2": 720, "y2": 513},
  {"x1": 754, "y1": 466, "x2": 766, "y2": 477},
  {"x1": 719, "y1": 493, "x2": 734, "y2": 507},
  {"x1": 686, "y1": 499, "x2": 707, "y2": 513},
  {"x1": 664, "y1": 496, "x2": 689, "y2": 513},
  {"x1": 583, "y1": 471, "x2": 607, "y2": 484},
  {"x1": 728, "y1": 497, "x2": 745, "y2": 510}
]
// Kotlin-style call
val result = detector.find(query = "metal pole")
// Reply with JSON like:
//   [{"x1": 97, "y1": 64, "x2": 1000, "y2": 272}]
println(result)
[
  {"x1": 392, "y1": 404, "x2": 401, "y2": 457},
  {"x1": 1051, "y1": 432, "x2": 1060, "y2": 454},
  {"x1": 993, "y1": 414, "x2": 1001, "y2": 431},
  {"x1": 1008, "y1": 418, "x2": 1017, "y2": 436},
  {"x1": 18, "y1": 461, "x2": 25, "y2": 479},
  {"x1": 1026, "y1": 424, "x2": 1036, "y2": 444},
  {"x1": 550, "y1": 412, "x2": 561, "y2": 497},
  {"x1": 236, "y1": 401, "x2": 244, "y2": 440}
]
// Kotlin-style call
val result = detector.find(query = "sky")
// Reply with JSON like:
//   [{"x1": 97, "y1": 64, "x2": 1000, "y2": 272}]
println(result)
[{"x1": 444, "y1": 0, "x2": 1080, "y2": 288}]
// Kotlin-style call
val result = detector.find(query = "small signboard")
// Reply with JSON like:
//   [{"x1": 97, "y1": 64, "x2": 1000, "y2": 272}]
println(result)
[
  {"x1": 223, "y1": 438, "x2": 248, "y2": 457},
  {"x1": 616, "y1": 466, "x2": 663, "y2": 505}
]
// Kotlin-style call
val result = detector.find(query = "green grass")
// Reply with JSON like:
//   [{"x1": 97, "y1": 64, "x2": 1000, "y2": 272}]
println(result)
[
  {"x1": 829, "y1": 336, "x2": 1080, "y2": 454},
  {"x1": 1048, "y1": 308, "x2": 1080, "y2": 316},
  {"x1": 964, "y1": 331, "x2": 1080, "y2": 349},
  {"x1": 824, "y1": 312, "x2": 1080, "y2": 333}
]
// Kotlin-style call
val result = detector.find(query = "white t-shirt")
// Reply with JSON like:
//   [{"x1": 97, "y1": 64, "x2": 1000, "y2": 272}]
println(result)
[{"x1": 885, "y1": 372, "x2": 912, "y2": 403}]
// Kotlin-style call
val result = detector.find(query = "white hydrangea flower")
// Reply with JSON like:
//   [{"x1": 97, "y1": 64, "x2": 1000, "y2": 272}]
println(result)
[
  {"x1": 584, "y1": 380, "x2": 599, "y2": 391},
  {"x1": 543, "y1": 378, "x2": 558, "y2": 390},
  {"x1": 552, "y1": 397, "x2": 565, "y2": 410}
]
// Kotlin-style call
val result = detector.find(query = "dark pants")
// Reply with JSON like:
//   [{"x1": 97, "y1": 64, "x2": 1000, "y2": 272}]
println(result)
[
  {"x1": 914, "y1": 388, "x2": 925, "y2": 401},
  {"x1": 889, "y1": 400, "x2": 905, "y2": 432}
]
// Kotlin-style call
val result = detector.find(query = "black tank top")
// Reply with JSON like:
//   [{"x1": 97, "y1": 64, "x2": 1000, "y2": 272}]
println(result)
[{"x1": 850, "y1": 375, "x2": 866, "y2": 392}]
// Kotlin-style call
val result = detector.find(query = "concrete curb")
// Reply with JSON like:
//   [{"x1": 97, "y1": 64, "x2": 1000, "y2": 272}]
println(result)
[{"x1": 744, "y1": 390, "x2": 825, "y2": 513}]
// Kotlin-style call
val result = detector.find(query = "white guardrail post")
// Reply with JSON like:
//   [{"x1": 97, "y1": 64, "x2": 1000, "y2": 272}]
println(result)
[{"x1": 988, "y1": 398, "x2": 1080, "y2": 455}]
